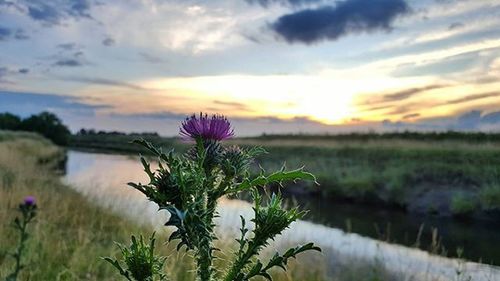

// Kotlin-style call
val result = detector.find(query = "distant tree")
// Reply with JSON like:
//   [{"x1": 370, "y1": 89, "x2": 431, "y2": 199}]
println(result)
[
  {"x1": 0, "y1": 112, "x2": 22, "y2": 130},
  {"x1": 19, "y1": 112, "x2": 71, "y2": 145}
]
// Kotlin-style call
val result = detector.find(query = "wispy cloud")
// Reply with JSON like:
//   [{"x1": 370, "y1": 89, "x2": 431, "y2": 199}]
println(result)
[
  {"x1": 447, "y1": 92, "x2": 499, "y2": 105},
  {"x1": 62, "y1": 76, "x2": 149, "y2": 91},
  {"x1": 379, "y1": 85, "x2": 447, "y2": 103}
]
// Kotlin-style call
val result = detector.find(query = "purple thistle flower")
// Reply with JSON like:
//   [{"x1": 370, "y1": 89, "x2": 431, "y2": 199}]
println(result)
[
  {"x1": 23, "y1": 196, "x2": 36, "y2": 206},
  {"x1": 180, "y1": 113, "x2": 234, "y2": 141}
]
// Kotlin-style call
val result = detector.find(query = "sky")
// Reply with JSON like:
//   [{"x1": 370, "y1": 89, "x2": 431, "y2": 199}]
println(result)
[{"x1": 0, "y1": 0, "x2": 500, "y2": 136}]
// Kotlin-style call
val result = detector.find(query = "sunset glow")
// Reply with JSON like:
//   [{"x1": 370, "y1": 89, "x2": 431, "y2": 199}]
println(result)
[{"x1": 1, "y1": 0, "x2": 499, "y2": 135}]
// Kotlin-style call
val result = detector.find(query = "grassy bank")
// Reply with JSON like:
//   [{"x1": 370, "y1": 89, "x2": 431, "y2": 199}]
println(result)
[
  {"x1": 0, "y1": 131, "x2": 332, "y2": 280},
  {"x1": 70, "y1": 132, "x2": 500, "y2": 217}
]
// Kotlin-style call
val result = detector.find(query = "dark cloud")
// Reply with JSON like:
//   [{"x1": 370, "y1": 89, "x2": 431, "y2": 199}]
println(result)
[
  {"x1": 447, "y1": 92, "x2": 499, "y2": 105},
  {"x1": 57, "y1": 42, "x2": 78, "y2": 50},
  {"x1": 52, "y1": 45, "x2": 88, "y2": 67},
  {"x1": 246, "y1": 0, "x2": 322, "y2": 7},
  {"x1": 18, "y1": 68, "x2": 29, "y2": 74},
  {"x1": 54, "y1": 58, "x2": 85, "y2": 67},
  {"x1": 0, "y1": 27, "x2": 29, "y2": 41},
  {"x1": 271, "y1": 0, "x2": 410, "y2": 44},
  {"x1": 2, "y1": 0, "x2": 93, "y2": 25},
  {"x1": 448, "y1": 22, "x2": 464, "y2": 30},
  {"x1": 28, "y1": 4, "x2": 61, "y2": 24},
  {"x1": 62, "y1": 76, "x2": 149, "y2": 90},
  {"x1": 0, "y1": 26, "x2": 12, "y2": 40},
  {"x1": 102, "y1": 37, "x2": 115, "y2": 46}
]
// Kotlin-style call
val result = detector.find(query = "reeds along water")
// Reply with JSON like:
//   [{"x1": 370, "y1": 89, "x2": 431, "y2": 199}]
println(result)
[{"x1": 63, "y1": 150, "x2": 500, "y2": 281}]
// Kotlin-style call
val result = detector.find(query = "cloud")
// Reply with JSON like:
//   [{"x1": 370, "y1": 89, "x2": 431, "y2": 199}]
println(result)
[
  {"x1": 402, "y1": 113, "x2": 420, "y2": 120},
  {"x1": 0, "y1": 90, "x2": 109, "y2": 118},
  {"x1": 0, "y1": 26, "x2": 28, "y2": 41},
  {"x1": 381, "y1": 85, "x2": 446, "y2": 102},
  {"x1": 447, "y1": 92, "x2": 499, "y2": 105},
  {"x1": 448, "y1": 22, "x2": 464, "y2": 31},
  {"x1": 482, "y1": 111, "x2": 500, "y2": 124},
  {"x1": 0, "y1": 26, "x2": 11, "y2": 40},
  {"x1": 62, "y1": 76, "x2": 149, "y2": 90},
  {"x1": 3, "y1": 0, "x2": 93, "y2": 25},
  {"x1": 213, "y1": 100, "x2": 249, "y2": 111},
  {"x1": 246, "y1": 0, "x2": 322, "y2": 7},
  {"x1": 271, "y1": 0, "x2": 410, "y2": 44},
  {"x1": 383, "y1": 110, "x2": 500, "y2": 131},
  {"x1": 359, "y1": 84, "x2": 447, "y2": 111},
  {"x1": 54, "y1": 58, "x2": 85, "y2": 67},
  {"x1": 0, "y1": 66, "x2": 30, "y2": 84},
  {"x1": 57, "y1": 42, "x2": 78, "y2": 50},
  {"x1": 102, "y1": 37, "x2": 115, "y2": 46},
  {"x1": 51, "y1": 45, "x2": 89, "y2": 67}
]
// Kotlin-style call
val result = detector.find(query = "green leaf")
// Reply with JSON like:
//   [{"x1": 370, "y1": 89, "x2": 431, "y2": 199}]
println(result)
[{"x1": 229, "y1": 168, "x2": 316, "y2": 193}]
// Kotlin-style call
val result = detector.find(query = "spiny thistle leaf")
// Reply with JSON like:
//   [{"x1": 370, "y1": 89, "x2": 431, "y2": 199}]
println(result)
[{"x1": 229, "y1": 168, "x2": 316, "y2": 193}]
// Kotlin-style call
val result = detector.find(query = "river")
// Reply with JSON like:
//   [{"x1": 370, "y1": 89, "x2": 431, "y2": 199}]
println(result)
[{"x1": 62, "y1": 150, "x2": 500, "y2": 281}]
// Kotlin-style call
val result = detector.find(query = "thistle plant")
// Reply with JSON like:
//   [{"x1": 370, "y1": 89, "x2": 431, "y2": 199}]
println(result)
[
  {"x1": 5, "y1": 196, "x2": 37, "y2": 281},
  {"x1": 106, "y1": 113, "x2": 320, "y2": 281},
  {"x1": 104, "y1": 233, "x2": 167, "y2": 281}
]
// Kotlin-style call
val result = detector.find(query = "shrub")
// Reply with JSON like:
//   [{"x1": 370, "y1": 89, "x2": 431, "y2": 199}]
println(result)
[
  {"x1": 450, "y1": 193, "x2": 477, "y2": 215},
  {"x1": 480, "y1": 184, "x2": 500, "y2": 210}
]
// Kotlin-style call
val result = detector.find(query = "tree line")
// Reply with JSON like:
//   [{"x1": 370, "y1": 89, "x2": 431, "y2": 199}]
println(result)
[{"x1": 0, "y1": 112, "x2": 71, "y2": 145}]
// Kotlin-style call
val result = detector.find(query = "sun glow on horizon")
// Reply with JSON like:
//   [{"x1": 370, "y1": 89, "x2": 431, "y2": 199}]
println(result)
[{"x1": 137, "y1": 73, "x2": 437, "y2": 124}]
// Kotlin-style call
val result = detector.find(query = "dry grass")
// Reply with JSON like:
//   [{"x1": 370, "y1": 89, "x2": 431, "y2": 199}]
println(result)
[{"x1": 0, "y1": 132, "x2": 330, "y2": 280}]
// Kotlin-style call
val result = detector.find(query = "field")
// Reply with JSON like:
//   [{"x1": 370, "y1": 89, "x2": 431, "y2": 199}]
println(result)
[
  {"x1": 71, "y1": 132, "x2": 500, "y2": 217},
  {"x1": 0, "y1": 131, "x2": 330, "y2": 280}
]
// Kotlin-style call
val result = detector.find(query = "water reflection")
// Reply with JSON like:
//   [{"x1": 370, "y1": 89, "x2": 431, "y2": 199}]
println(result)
[
  {"x1": 289, "y1": 195, "x2": 500, "y2": 265},
  {"x1": 62, "y1": 150, "x2": 500, "y2": 281}
]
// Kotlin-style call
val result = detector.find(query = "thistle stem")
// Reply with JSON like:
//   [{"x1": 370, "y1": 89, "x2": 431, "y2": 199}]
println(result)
[
  {"x1": 7, "y1": 209, "x2": 31, "y2": 281},
  {"x1": 223, "y1": 241, "x2": 262, "y2": 281}
]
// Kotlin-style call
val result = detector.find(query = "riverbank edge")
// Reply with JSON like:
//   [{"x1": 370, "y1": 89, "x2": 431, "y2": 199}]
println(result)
[{"x1": 68, "y1": 143, "x2": 500, "y2": 223}]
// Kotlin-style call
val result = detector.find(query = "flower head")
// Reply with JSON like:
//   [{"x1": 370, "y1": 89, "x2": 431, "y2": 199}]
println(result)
[
  {"x1": 23, "y1": 196, "x2": 36, "y2": 206},
  {"x1": 180, "y1": 113, "x2": 234, "y2": 141}
]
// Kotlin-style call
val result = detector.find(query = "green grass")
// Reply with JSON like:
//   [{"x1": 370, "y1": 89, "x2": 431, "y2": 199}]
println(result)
[{"x1": 69, "y1": 133, "x2": 500, "y2": 215}]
